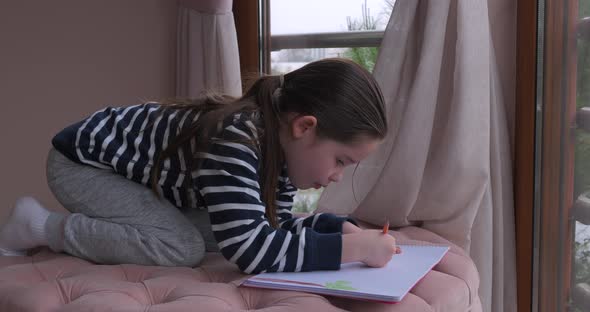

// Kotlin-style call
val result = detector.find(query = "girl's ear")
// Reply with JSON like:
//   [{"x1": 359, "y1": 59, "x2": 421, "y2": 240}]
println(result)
[{"x1": 291, "y1": 115, "x2": 317, "y2": 139}]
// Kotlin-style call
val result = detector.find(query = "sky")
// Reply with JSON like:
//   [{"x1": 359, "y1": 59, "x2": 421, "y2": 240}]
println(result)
[{"x1": 270, "y1": 0, "x2": 395, "y2": 34}]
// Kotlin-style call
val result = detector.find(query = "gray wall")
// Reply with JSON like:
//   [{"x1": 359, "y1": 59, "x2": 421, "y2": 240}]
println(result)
[{"x1": 0, "y1": 1, "x2": 177, "y2": 219}]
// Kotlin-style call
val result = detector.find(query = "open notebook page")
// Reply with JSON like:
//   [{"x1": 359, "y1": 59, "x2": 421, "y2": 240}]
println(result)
[{"x1": 242, "y1": 244, "x2": 449, "y2": 302}]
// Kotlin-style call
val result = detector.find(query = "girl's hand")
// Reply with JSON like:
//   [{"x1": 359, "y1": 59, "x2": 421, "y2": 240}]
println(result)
[
  {"x1": 341, "y1": 230, "x2": 397, "y2": 267},
  {"x1": 342, "y1": 221, "x2": 362, "y2": 234}
]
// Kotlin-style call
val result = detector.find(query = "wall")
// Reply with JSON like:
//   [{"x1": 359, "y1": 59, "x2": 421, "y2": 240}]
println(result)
[{"x1": 0, "y1": 1, "x2": 177, "y2": 219}]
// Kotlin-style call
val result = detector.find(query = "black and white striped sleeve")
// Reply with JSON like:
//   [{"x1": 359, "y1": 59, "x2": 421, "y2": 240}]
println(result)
[{"x1": 195, "y1": 120, "x2": 342, "y2": 274}]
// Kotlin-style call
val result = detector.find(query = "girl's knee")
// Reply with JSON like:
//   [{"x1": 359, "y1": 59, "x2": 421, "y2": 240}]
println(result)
[
  {"x1": 157, "y1": 228, "x2": 206, "y2": 267},
  {"x1": 175, "y1": 247, "x2": 204, "y2": 267}
]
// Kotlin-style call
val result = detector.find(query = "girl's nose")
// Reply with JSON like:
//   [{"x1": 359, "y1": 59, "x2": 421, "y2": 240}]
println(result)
[{"x1": 329, "y1": 172, "x2": 343, "y2": 183}]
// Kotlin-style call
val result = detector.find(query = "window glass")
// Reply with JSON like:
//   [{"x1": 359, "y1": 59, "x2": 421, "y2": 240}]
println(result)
[{"x1": 573, "y1": 2, "x2": 590, "y2": 310}]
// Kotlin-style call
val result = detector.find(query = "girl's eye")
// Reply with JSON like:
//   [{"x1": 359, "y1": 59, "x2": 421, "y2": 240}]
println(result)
[{"x1": 336, "y1": 159, "x2": 345, "y2": 166}]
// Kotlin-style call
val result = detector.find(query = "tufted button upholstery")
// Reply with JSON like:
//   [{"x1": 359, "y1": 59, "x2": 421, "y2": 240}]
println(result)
[{"x1": 0, "y1": 226, "x2": 481, "y2": 311}]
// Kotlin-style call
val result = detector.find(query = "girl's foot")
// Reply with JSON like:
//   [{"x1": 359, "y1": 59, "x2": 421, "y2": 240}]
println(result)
[
  {"x1": 0, "y1": 196, "x2": 50, "y2": 256},
  {"x1": 0, "y1": 247, "x2": 26, "y2": 256}
]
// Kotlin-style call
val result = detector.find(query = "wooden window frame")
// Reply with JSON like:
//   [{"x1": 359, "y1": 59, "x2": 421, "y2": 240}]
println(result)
[
  {"x1": 517, "y1": 0, "x2": 579, "y2": 311},
  {"x1": 539, "y1": 0, "x2": 578, "y2": 311},
  {"x1": 515, "y1": 1, "x2": 537, "y2": 311},
  {"x1": 233, "y1": 0, "x2": 270, "y2": 77},
  {"x1": 233, "y1": 0, "x2": 265, "y2": 78}
]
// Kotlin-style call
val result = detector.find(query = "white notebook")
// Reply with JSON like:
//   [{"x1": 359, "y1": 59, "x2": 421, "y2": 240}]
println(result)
[{"x1": 241, "y1": 244, "x2": 449, "y2": 303}]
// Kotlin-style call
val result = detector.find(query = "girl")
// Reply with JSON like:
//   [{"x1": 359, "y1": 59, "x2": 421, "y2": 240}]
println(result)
[{"x1": 0, "y1": 58, "x2": 397, "y2": 273}]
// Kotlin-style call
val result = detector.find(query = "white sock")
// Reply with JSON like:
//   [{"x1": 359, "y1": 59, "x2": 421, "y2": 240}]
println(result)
[
  {"x1": 0, "y1": 196, "x2": 50, "y2": 255},
  {"x1": 0, "y1": 247, "x2": 26, "y2": 256}
]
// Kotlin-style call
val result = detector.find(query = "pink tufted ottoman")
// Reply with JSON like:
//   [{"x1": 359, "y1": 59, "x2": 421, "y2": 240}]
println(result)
[{"x1": 0, "y1": 226, "x2": 481, "y2": 311}]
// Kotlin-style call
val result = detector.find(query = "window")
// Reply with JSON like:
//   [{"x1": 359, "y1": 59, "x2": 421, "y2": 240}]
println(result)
[{"x1": 531, "y1": 0, "x2": 590, "y2": 310}]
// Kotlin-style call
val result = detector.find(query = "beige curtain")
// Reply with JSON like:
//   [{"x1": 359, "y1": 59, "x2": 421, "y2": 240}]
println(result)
[
  {"x1": 317, "y1": 1, "x2": 517, "y2": 311},
  {"x1": 176, "y1": 0, "x2": 242, "y2": 97}
]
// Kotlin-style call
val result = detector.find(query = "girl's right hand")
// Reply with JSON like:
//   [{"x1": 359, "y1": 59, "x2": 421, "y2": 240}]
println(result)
[{"x1": 341, "y1": 230, "x2": 398, "y2": 267}]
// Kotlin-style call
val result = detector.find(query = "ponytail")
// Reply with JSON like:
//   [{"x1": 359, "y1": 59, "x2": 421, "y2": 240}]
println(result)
[{"x1": 242, "y1": 75, "x2": 285, "y2": 228}]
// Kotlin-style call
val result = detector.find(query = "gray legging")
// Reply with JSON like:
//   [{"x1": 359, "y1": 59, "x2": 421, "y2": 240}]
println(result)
[{"x1": 45, "y1": 148, "x2": 218, "y2": 266}]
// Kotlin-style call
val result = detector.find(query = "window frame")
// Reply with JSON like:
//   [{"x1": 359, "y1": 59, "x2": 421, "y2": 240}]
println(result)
[
  {"x1": 517, "y1": 0, "x2": 579, "y2": 311},
  {"x1": 515, "y1": 0, "x2": 537, "y2": 311}
]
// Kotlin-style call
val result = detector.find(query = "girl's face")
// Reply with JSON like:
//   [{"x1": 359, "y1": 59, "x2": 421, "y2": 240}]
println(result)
[{"x1": 279, "y1": 115, "x2": 381, "y2": 190}]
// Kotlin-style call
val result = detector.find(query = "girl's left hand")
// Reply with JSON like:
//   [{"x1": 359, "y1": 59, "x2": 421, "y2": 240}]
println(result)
[{"x1": 342, "y1": 221, "x2": 363, "y2": 234}]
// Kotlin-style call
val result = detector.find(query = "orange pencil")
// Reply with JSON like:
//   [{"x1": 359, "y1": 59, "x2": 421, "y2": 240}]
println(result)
[{"x1": 383, "y1": 219, "x2": 402, "y2": 254}]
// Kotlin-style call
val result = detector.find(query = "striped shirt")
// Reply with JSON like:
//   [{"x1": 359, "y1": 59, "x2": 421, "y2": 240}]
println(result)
[{"x1": 52, "y1": 103, "x2": 349, "y2": 273}]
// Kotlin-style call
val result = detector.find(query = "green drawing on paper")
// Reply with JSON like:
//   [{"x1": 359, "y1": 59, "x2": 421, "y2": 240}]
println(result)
[{"x1": 325, "y1": 280, "x2": 356, "y2": 290}]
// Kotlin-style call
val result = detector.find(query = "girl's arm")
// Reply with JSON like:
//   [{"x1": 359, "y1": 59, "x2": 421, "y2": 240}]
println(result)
[
  {"x1": 274, "y1": 190, "x2": 394, "y2": 266},
  {"x1": 342, "y1": 221, "x2": 363, "y2": 234}
]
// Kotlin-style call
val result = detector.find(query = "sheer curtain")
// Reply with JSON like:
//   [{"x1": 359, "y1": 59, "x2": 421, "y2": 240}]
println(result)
[
  {"x1": 317, "y1": 1, "x2": 517, "y2": 311},
  {"x1": 176, "y1": 0, "x2": 242, "y2": 97}
]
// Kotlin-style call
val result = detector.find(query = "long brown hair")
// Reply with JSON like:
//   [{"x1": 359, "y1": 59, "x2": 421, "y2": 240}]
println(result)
[{"x1": 150, "y1": 58, "x2": 387, "y2": 228}]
